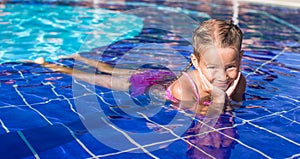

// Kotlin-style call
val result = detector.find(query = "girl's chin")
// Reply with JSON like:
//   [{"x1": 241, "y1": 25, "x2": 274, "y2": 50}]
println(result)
[
  {"x1": 213, "y1": 84, "x2": 228, "y2": 91},
  {"x1": 219, "y1": 86, "x2": 227, "y2": 91}
]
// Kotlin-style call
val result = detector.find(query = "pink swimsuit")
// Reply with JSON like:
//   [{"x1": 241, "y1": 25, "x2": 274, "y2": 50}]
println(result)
[
  {"x1": 165, "y1": 72, "x2": 200, "y2": 103},
  {"x1": 129, "y1": 69, "x2": 176, "y2": 97},
  {"x1": 129, "y1": 70, "x2": 201, "y2": 107}
]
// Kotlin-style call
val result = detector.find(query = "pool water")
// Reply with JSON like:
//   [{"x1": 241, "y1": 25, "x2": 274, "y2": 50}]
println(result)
[
  {"x1": 0, "y1": 0, "x2": 299, "y2": 159},
  {"x1": 0, "y1": 3, "x2": 143, "y2": 63}
]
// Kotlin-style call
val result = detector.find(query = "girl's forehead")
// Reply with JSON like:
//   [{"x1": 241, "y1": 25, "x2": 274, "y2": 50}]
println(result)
[{"x1": 200, "y1": 47, "x2": 239, "y2": 63}]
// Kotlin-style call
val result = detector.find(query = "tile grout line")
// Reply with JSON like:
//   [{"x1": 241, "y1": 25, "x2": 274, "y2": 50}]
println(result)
[
  {"x1": 8, "y1": 75, "x2": 292, "y2": 158},
  {"x1": 75, "y1": 80, "x2": 235, "y2": 158},
  {"x1": 260, "y1": 106, "x2": 300, "y2": 125},
  {"x1": 93, "y1": 147, "x2": 145, "y2": 158},
  {"x1": 13, "y1": 73, "x2": 97, "y2": 158},
  {"x1": 0, "y1": 119, "x2": 9, "y2": 133},
  {"x1": 238, "y1": 10, "x2": 300, "y2": 147},
  {"x1": 0, "y1": 98, "x2": 63, "y2": 109},
  {"x1": 243, "y1": 43, "x2": 300, "y2": 157},
  {"x1": 138, "y1": 112, "x2": 216, "y2": 159},
  {"x1": 59, "y1": 123, "x2": 97, "y2": 158},
  {"x1": 162, "y1": 106, "x2": 272, "y2": 158},
  {"x1": 243, "y1": 119, "x2": 300, "y2": 146},
  {"x1": 138, "y1": 102, "x2": 299, "y2": 157},
  {"x1": 8, "y1": 75, "x2": 97, "y2": 158},
  {"x1": 13, "y1": 84, "x2": 53, "y2": 125},
  {"x1": 234, "y1": 106, "x2": 300, "y2": 148},
  {"x1": 0, "y1": 4, "x2": 298, "y2": 159},
  {"x1": 17, "y1": 131, "x2": 40, "y2": 159},
  {"x1": 101, "y1": 117, "x2": 159, "y2": 159},
  {"x1": 232, "y1": 105, "x2": 300, "y2": 130},
  {"x1": 243, "y1": 9, "x2": 300, "y2": 78},
  {"x1": 263, "y1": 11, "x2": 300, "y2": 33},
  {"x1": 277, "y1": 95, "x2": 300, "y2": 103},
  {"x1": 70, "y1": 58, "x2": 296, "y2": 156},
  {"x1": 239, "y1": 21, "x2": 300, "y2": 147},
  {"x1": 72, "y1": 79, "x2": 123, "y2": 118},
  {"x1": 73, "y1": 79, "x2": 158, "y2": 158},
  {"x1": 93, "y1": 125, "x2": 237, "y2": 158},
  {"x1": 243, "y1": 95, "x2": 300, "y2": 124},
  {"x1": 103, "y1": 1, "x2": 211, "y2": 18},
  {"x1": 242, "y1": 8, "x2": 300, "y2": 33},
  {"x1": 247, "y1": 106, "x2": 300, "y2": 125},
  {"x1": 43, "y1": 82, "x2": 84, "y2": 118},
  {"x1": 286, "y1": 153, "x2": 300, "y2": 159},
  {"x1": 12, "y1": 64, "x2": 25, "y2": 79},
  {"x1": 245, "y1": 47, "x2": 287, "y2": 78},
  {"x1": 73, "y1": 79, "x2": 112, "y2": 106},
  {"x1": 0, "y1": 93, "x2": 94, "y2": 109}
]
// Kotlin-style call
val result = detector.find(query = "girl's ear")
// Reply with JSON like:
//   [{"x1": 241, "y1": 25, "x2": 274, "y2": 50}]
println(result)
[
  {"x1": 239, "y1": 50, "x2": 244, "y2": 59},
  {"x1": 191, "y1": 54, "x2": 200, "y2": 69},
  {"x1": 237, "y1": 50, "x2": 244, "y2": 71}
]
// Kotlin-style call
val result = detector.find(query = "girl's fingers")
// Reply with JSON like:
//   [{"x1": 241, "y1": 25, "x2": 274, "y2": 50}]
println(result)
[
  {"x1": 197, "y1": 69, "x2": 226, "y2": 101},
  {"x1": 202, "y1": 76, "x2": 212, "y2": 92},
  {"x1": 226, "y1": 72, "x2": 241, "y2": 96},
  {"x1": 211, "y1": 85, "x2": 225, "y2": 98},
  {"x1": 197, "y1": 69, "x2": 212, "y2": 92}
]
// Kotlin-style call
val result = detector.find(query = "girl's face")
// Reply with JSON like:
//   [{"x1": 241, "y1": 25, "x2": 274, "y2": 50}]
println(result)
[{"x1": 195, "y1": 47, "x2": 242, "y2": 91}]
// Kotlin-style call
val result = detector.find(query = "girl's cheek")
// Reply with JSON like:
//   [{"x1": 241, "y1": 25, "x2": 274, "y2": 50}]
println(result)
[
  {"x1": 203, "y1": 69, "x2": 214, "y2": 82},
  {"x1": 227, "y1": 70, "x2": 238, "y2": 79}
]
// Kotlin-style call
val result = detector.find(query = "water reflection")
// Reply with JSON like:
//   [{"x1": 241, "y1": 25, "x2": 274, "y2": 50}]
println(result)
[
  {"x1": 184, "y1": 112, "x2": 238, "y2": 159},
  {"x1": 169, "y1": 98, "x2": 238, "y2": 159}
]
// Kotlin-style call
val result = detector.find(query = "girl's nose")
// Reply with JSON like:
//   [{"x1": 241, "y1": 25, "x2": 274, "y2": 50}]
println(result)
[{"x1": 216, "y1": 69, "x2": 228, "y2": 81}]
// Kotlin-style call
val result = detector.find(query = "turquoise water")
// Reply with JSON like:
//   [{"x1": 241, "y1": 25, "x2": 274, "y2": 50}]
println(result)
[{"x1": 0, "y1": 4, "x2": 143, "y2": 62}]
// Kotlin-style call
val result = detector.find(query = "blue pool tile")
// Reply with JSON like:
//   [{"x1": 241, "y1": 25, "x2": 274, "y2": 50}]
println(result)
[
  {"x1": 0, "y1": 86, "x2": 25, "y2": 106},
  {"x1": 233, "y1": 122, "x2": 300, "y2": 158},
  {"x1": 9, "y1": 84, "x2": 60, "y2": 104},
  {"x1": 284, "y1": 108, "x2": 300, "y2": 123},
  {"x1": 268, "y1": 99, "x2": 299, "y2": 113},
  {"x1": 0, "y1": 107, "x2": 50, "y2": 134},
  {"x1": 251, "y1": 115, "x2": 300, "y2": 143},
  {"x1": 100, "y1": 152, "x2": 154, "y2": 159},
  {"x1": 0, "y1": 131, "x2": 36, "y2": 159},
  {"x1": 39, "y1": 137, "x2": 94, "y2": 158},
  {"x1": 31, "y1": 100, "x2": 81, "y2": 124},
  {"x1": 230, "y1": 143, "x2": 268, "y2": 159},
  {"x1": 234, "y1": 107, "x2": 271, "y2": 123}
]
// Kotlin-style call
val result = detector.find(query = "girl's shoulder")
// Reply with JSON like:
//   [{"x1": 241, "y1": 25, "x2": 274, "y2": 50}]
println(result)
[{"x1": 168, "y1": 70, "x2": 199, "y2": 102}]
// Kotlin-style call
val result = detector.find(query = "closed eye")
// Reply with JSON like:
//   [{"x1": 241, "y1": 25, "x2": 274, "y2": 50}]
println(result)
[
  {"x1": 207, "y1": 65, "x2": 216, "y2": 69},
  {"x1": 226, "y1": 65, "x2": 236, "y2": 70}
]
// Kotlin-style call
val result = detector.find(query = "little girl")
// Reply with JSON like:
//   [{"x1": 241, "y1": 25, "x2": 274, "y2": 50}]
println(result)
[{"x1": 33, "y1": 19, "x2": 246, "y2": 114}]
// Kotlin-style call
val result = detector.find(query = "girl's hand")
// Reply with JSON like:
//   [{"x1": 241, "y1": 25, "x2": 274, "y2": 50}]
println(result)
[
  {"x1": 197, "y1": 69, "x2": 226, "y2": 103},
  {"x1": 226, "y1": 72, "x2": 241, "y2": 97}
]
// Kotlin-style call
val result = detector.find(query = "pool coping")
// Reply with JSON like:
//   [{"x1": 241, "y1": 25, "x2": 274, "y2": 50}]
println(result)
[{"x1": 238, "y1": 0, "x2": 300, "y2": 8}]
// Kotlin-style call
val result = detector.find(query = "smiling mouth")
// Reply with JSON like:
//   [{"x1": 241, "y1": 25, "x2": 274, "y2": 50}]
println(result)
[
  {"x1": 213, "y1": 82, "x2": 229, "y2": 89},
  {"x1": 215, "y1": 83, "x2": 227, "y2": 87}
]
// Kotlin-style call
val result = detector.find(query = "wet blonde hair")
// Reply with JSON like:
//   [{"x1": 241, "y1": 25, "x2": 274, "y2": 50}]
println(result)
[
  {"x1": 173, "y1": 19, "x2": 243, "y2": 81},
  {"x1": 193, "y1": 19, "x2": 243, "y2": 59}
]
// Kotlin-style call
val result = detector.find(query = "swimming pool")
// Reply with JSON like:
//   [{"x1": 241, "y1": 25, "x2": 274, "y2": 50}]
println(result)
[{"x1": 0, "y1": 0, "x2": 299, "y2": 158}]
